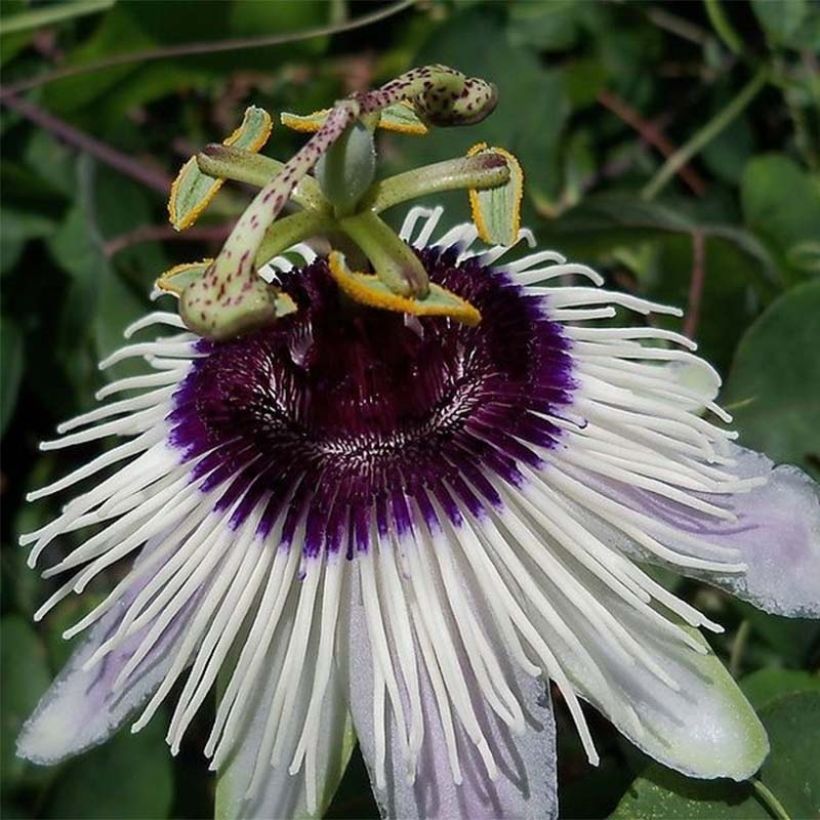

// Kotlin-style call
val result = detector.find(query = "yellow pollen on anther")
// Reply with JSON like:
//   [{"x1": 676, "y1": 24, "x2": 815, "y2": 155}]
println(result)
[
  {"x1": 327, "y1": 252, "x2": 481, "y2": 326},
  {"x1": 168, "y1": 107, "x2": 273, "y2": 231},
  {"x1": 466, "y1": 143, "x2": 523, "y2": 247}
]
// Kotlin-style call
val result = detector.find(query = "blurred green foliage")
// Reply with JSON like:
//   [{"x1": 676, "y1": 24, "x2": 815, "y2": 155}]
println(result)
[{"x1": 1, "y1": 1, "x2": 818, "y2": 818}]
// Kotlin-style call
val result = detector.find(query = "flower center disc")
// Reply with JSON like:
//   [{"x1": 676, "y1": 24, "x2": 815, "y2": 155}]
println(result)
[{"x1": 171, "y1": 246, "x2": 574, "y2": 556}]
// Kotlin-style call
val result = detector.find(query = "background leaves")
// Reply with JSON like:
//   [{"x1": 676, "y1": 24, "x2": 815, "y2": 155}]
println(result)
[
  {"x1": 1, "y1": 1, "x2": 818, "y2": 818},
  {"x1": 723, "y1": 280, "x2": 820, "y2": 476},
  {"x1": 612, "y1": 689, "x2": 820, "y2": 819}
]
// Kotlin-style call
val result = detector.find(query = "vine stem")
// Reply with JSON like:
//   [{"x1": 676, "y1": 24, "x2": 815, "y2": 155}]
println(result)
[
  {"x1": 641, "y1": 67, "x2": 768, "y2": 201},
  {"x1": 104, "y1": 223, "x2": 233, "y2": 258},
  {"x1": 704, "y1": 0, "x2": 743, "y2": 55},
  {"x1": 752, "y1": 780, "x2": 791, "y2": 820},
  {"x1": 597, "y1": 89, "x2": 706, "y2": 196},
  {"x1": 0, "y1": 0, "x2": 415, "y2": 99},
  {"x1": 728, "y1": 617, "x2": 749, "y2": 678},
  {"x1": 1, "y1": 92, "x2": 171, "y2": 193},
  {"x1": 0, "y1": 0, "x2": 113, "y2": 35}
]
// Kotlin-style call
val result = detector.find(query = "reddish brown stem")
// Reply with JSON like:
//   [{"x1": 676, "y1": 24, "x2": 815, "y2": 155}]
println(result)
[
  {"x1": 1, "y1": 92, "x2": 171, "y2": 194},
  {"x1": 684, "y1": 230, "x2": 706, "y2": 339},
  {"x1": 597, "y1": 89, "x2": 707, "y2": 196},
  {"x1": 104, "y1": 223, "x2": 232, "y2": 257}
]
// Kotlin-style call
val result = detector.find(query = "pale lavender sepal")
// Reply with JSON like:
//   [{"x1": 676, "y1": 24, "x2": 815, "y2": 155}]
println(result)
[
  {"x1": 701, "y1": 446, "x2": 820, "y2": 616},
  {"x1": 576, "y1": 445, "x2": 820, "y2": 617},
  {"x1": 17, "y1": 541, "x2": 194, "y2": 764},
  {"x1": 340, "y1": 568, "x2": 559, "y2": 820}
]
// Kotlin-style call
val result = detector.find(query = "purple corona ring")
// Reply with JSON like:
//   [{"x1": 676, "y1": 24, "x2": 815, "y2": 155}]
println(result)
[
  {"x1": 172, "y1": 245, "x2": 574, "y2": 554},
  {"x1": 17, "y1": 207, "x2": 820, "y2": 820}
]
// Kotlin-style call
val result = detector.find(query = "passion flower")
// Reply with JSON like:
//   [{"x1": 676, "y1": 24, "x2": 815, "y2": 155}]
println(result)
[{"x1": 17, "y1": 66, "x2": 820, "y2": 820}]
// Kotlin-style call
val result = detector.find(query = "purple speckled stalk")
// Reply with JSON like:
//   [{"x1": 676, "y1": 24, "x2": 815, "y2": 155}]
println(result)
[{"x1": 169, "y1": 246, "x2": 576, "y2": 557}]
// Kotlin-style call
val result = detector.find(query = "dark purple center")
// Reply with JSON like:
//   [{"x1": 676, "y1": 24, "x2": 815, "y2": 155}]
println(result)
[{"x1": 169, "y1": 245, "x2": 575, "y2": 557}]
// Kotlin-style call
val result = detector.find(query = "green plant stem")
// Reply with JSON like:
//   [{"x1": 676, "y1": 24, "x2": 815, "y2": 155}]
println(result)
[
  {"x1": 704, "y1": 0, "x2": 743, "y2": 55},
  {"x1": 752, "y1": 779, "x2": 791, "y2": 820},
  {"x1": 0, "y1": 0, "x2": 416, "y2": 99},
  {"x1": 196, "y1": 146, "x2": 327, "y2": 212},
  {"x1": 645, "y1": 7, "x2": 711, "y2": 46},
  {"x1": 365, "y1": 155, "x2": 510, "y2": 213},
  {"x1": 255, "y1": 211, "x2": 335, "y2": 267},
  {"x1": 0, "y1": 0, "x2": 113, "y2": 35},
  {"x1": 729, "y1": 619, "x2": 750, "y2": 678},
  {"x1": 641, "y1": 67, "x2": 768, "y2": 201},
  {"x1": 339, "y1": 211, "x2": 430, "y2": 297}
]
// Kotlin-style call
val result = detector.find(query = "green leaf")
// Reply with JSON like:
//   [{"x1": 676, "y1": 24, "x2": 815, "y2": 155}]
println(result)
[
  {"x1": 649, "y1": 234, "x2": 771, "y2": 374},
  {"x1": 613, "y1": 692, "x2": 820, "y2": 819},
  {"x1": 93, "y1": 259, "x2": 151, "y2": 378},
  {"x1": 740, "y1": 668, "x2": 820, "y2": 710},
  {"x1": 751, "y1": 0, "x2": 808, "y2": 48},
  {"x1": 0, "y1": 617, "x2": 52, "y2": 786},
  {"x1": 46, "y1": 714, "x2": 174, "y2": 820},
  {"x1": 41, "y1": 3, "x2": 155, "y2": 114},
  {"x1": 788, "y1": 240, "x2": 820, "y2": 275},
  {"x1": 700, "y1": 117, "x2": 754, "y2": 185},
  {"x1": 756, "y1": 692, "x2": 820, "y2": 818},
  {"x1": 47, "y1": 159, "x2": 158, "y2": 387},
  {"x1": 546, "y1": 192, "x2": 694, "y2": 238},
  {"x1": 613, "y1": 768, "x2": 766, "y2": 819},
  {"x1": 722, "y1": 280, "x2": 820, "y2": 478},
  {"x1": 562, "y1": 59, "x2": 606, "y2": 109},
  {"x1": 42, "y1": 0, "x2": 332, "y2": 117},
  {"x1": 47, "y1": 201, "x2": 102, "y2": 397},
  {"x1": 83, "y1": 60, "x2": 214, "y2": 131},
  {"x1": 1, "y1": 317, "x2": 24, "y2": 436},
  {"x1": 0, "y1": 207, "x2": 58, "y2": 275},
  {"x1": 543, "y1": 193, "x2": 778, "y2": 285},
  {"x1": 22, "y1": 131, "x2": 78, "y2": 200},
  {"x1": 741, "y1": 154, "x2": 820, "y2": 281},
  {"x1": 540, "y1": 196, "x2": 778, "y2": 372},
  {"x1": 732, "y1": 601, "x2": 820, "y2": 669},
  {"x1": 507, "y1": 0, "x2": 584, "y2": 51},
  {"x1": 226, "y1": 0, "x2": 332, "y2": 58},
  {"x1": 92, "y1": 165, "x2": 170, "y2": 277}
]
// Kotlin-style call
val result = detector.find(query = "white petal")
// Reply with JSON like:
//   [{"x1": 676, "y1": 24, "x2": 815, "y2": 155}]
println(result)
[
  {"x1": 214, "y1": 574, "x2": 354, "y2": 820},
  {"x1": 530, "y1": 563, "x2": 770, "y2": 780},
  {"x1": 215, "y1": 660, "x2": 353, "y2": 820},
  {"x1": 340, "y1": 550, "x2": 559, "y2": 820},
  {"x1": 486, "y1": 474, "x2": 769, "y2": 781}
]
